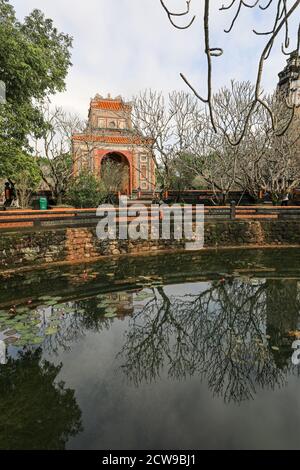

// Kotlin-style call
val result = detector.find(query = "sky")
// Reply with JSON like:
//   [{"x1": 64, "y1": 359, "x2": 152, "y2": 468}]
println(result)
[{"x1": 11, "y1": 0, "x2": 300, "y2": 119}]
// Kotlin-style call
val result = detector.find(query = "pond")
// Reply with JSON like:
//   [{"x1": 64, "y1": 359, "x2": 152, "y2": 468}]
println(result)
[{"x1": 0, "y1": 248, "x2": 300, "y2": 450}]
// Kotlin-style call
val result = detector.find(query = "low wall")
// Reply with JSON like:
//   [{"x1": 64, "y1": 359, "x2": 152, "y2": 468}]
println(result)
[{"x1": 1, "y1": 219, "x2": 300, "y2": 271}]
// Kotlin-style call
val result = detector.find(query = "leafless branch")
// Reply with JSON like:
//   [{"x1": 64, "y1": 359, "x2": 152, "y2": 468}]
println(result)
[{"x1": 160, "y1": 0, "x2": 300, "y2": 144}]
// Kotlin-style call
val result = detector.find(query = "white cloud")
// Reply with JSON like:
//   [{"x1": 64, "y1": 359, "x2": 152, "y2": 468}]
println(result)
[{"x1": 11, "y1": 0, "x2": 300, "y2": 118}]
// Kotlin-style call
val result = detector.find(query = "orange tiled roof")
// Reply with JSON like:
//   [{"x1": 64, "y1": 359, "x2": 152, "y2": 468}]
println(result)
[
  {"x1": 72, "y1": 134, "x2": 150, "y2": 145},
  {"x1": 90, "y1": 100, "x2": 130, "y2": 111}
]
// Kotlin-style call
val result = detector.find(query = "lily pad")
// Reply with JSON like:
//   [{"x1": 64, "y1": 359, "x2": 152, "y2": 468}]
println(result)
[
  {"x1": 45, "y1": 326, "x2": 58, "y2": 335},
  {"x1": 46, "y1": 300, "x2": 57, "y2": 307},
  {"x1": 16, "y1": 324, "x2": 31, "y2": 331},
  {"x1": 76, "y1": 309, "x2": 85, "y2": 314},
  {"x1": 13, "y1": 315, "x2": 27, "y2": 321},
  {"x1": 134, "y1": 292, "x2": 154, "y2": 301},
  {"x1": 14, "y1": 339, "x2": 29, "y2": 347},
  {"x1": 4, "y1": 319, "x2": 18, "y2": 327},
  {"x1": 105, "y1": 307, "x2": 117, "y2": 314},
  {"x1": 104, "y1": 312, "x2": 117, "y2": 318},
  {"x1": 15, "y1": 307, "x2": 30, "y2": 314},
  {"x1": 31, "y1": 337, "x2": 44, "y2": 345},
  {"x1": 4, "y1": 329, "x2": 17, "y2": 336},
  {"x1": 4, "y1": 336, "x2": 18, "y2": 344},
  {"x1": 21, "y1": 334, "x2": 38, "y2": 342},
  {"x1": 39, "y1": 295, "x2": 55, "y2": 301},
  {"x1": 62, "y1": 307, "x2": 74, "y2": 314}
]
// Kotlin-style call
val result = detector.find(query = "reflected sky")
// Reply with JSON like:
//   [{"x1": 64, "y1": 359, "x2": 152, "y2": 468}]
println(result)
[{"x1": 1, "y1": 248, "x2": 300, "y2": 449}]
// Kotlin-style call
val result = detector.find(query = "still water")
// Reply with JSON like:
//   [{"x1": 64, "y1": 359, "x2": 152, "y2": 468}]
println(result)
[{"x1": 1, "y1": 248, "x2": 300, "y2": 450}]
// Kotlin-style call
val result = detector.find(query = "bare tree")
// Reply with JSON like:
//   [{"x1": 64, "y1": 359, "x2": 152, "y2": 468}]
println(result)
[
  {"x1": 132, "y1": 90, "x2": 202, "y2": 191},
  {"x1": 101, "y1": 159, "x2": 130, "y2": 199},
  {"x1": 133, "y1": 82, "x2": 300, "y2": 203},
  {"x1": 34, "y1": 104, "x2": 91, "y2": 204},
  {"x1": 160, "y1": 0, "x2": 300, "y2": 143},
  {"x1": 119, "y1": 278, "x2": 295, "y2": 403},
  {"x1": 233, "y1": 90, "x2": 300, "y2": 201}
]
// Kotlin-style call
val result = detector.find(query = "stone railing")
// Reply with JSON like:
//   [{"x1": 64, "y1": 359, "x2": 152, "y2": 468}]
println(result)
[{"x1": 1, "y1": 204, "x2": 300, "y2": 232}]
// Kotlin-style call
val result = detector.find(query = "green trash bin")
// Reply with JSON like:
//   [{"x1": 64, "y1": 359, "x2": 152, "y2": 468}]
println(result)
[{"x1": 39, "y1": 197, "x2": 48, "y2": 210}]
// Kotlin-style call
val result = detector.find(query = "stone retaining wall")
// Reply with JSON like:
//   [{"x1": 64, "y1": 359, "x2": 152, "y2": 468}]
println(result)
[{"x1": 1, "y1": 219, "x2": 300, "y2": 270}]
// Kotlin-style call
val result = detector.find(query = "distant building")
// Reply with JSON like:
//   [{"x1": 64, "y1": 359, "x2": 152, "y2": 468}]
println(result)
[
  {"x1": 277, "y1": 50, "x2": 300, "y2": 164},
  {"x1": 277, "y1": 50, "x2": 300, "y2": 105},
  {"x1": 72, "y1": 94, "x2": 155, "y2": 194}
]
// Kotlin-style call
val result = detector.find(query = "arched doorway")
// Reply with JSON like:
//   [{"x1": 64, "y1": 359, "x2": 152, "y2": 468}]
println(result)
[{"x1": 100, "y1": 152, "x2": 131, "y2": 194}]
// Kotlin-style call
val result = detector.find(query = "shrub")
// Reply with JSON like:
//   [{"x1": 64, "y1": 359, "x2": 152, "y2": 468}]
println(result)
[{"x1": 66, "y1": 171, "x2": 106, "y2": 208}]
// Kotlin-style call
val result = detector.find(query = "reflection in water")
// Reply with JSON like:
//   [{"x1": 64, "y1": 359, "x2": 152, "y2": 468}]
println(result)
[
  {"x1": 0, "y1": 349, "x2": 82, "y2": 450},
  {"x1": 119, "y1": 279, "x2": 300, "y2": 403},
  {"x1": 1, "y1": 248, "x2": 300, "y2": 448}
]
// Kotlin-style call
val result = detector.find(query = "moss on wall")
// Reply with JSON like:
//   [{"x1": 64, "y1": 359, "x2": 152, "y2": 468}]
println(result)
[{"x1": 1, "y1": 219, "x2": 300, "y2": 271}]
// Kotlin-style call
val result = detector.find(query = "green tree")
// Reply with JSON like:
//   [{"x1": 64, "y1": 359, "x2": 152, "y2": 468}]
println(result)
[
  {"x1": 0, "y1": 349, "x2": 82, "y2": 450},
  {"x1": 67, "y1": 171, "x2": 106, "y2": 208},
  {"x1": 11, "y1": 153, "x2": 41, "y2": 207},
  {"x1": 0, "y1": 0, "x2": 72, "y2": 176}
]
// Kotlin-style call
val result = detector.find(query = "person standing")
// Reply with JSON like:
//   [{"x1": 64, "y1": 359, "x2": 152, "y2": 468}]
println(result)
[
  {"x1": 281, "y1": 192, "x2": 289, "y2": 206},
  {"x1": 4, "y1": 181, "x2": 12, "y2": 207},
  {"x1": 7, "y1": 178, "x2": 19, "y2": 208}
]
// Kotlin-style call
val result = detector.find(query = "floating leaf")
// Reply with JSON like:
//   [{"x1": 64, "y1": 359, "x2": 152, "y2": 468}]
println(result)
[
  {"x1": 45, "y1": 327, "x2": 58, "y2": 335},
  {"x1": 104, "y1": 312, "x2": 117, "y2": 318},
  {"x1": 105, "y1": 307, "x2": 117, "y2": 315},
  {"x1": 39, "y1": 295, "x2": 55, "y2": 301},
  {"x1": 14, "y1": 339, "x2": 28, "y2": 347},
  {"x1": 4, "y1": 319, "x2": 18, "y2": 327},
  {"x1": 134, "y1": 292, "x2": 154, "y2": 301},
  {"x1": 21, "y1": 334, "x2": 37, "y2": 342},
  {"x1": 31, "y1": 337, "x2": 44, "y2": 345},
  {"x1": 62, "y1": 307, "x2": 74, "y2": 314},
  {"x1": 4, "y1": 329, "x2": 17, "y2": 336},
  {"x1": 271, "y1": 346, "x2": 280, "y2": 351},
  {"x1": 4, "y1": 336, "x2": 18, "y2": 344},
  {"x1": 15, "y1": 307, "x2": 30, "y2": 314},
  {"x1": 13, "y1": 315, "x2": 26, "y2": 321},
  {"x1": 16, "y1": 324, "x2": 31, "y2": 331},
  {"x1": 46, "y1": 300, "x2": 57, "y2": 307},
  {"x1": 76, "y1": 309, "x2": 85, "y2": 314},
  {"x1": 97, "y1": 302, "x2": 109, "y2": 308}
]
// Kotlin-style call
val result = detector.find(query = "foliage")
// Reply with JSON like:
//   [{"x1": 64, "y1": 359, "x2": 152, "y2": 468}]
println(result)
[
  {"x1": 39, "y1": 151, "x2": 73, "y2": 204},
  {"x1": 36, "y1": 105, "x2": 84, "y2": 204},
  {"x1": 101, "y1": 159, "x2": 129, "y2": 197},
  {"x1": 0, "y1": 0, "x2": 73, "y2": 176},
  {"x1": 0, "y1": 349, "x2": 82, "y2": 450},
  {"x1": 169, "y1": 153, "x2": 202, "y2": 192},
  {"x1": 66, "y1": 171, "x2": 106, "y2": 208},
  {"x1": 1, "y1": 152, "x2": 41, "y2": 207}
]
